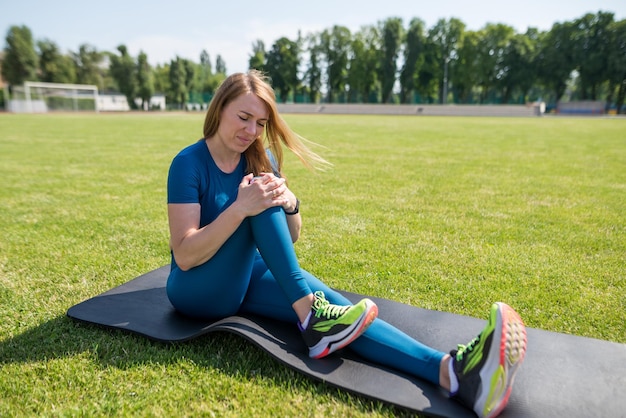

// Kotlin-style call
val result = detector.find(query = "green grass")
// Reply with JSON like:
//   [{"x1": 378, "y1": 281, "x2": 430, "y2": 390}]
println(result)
[{"x1": 1, "y1": 112, "x2": 624, "y2": 416}]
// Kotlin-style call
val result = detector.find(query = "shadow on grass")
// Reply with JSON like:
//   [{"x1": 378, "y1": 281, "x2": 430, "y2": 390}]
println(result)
[{"x1": 0, "y1": 315, "x2": 414, "y2": 416}]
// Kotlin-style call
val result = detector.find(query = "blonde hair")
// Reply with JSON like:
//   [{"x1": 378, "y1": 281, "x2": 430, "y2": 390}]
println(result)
[{"x1": 203, "y1": 70, "x2": 328, "y2": 176}]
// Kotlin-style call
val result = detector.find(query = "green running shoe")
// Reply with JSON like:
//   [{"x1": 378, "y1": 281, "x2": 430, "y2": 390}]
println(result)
[
  {"x1": 301, "y1": 291, "x2": 378, "y2": 359},
  {"x1": 451, "y1": 302, "x2": 527, "y2": 418}
]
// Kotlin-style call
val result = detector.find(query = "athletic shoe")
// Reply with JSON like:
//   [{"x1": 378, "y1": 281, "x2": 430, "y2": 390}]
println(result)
[
  {"x1": 450, "y1": 302, "x2": 527, "y2": 418},
  {"x1": 301, "y1": 291, "x2": 378, "y2": 359}
]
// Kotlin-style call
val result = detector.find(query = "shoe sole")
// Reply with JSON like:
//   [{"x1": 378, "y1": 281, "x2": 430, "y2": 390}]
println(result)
[
  {"x1": 475, "y1": 302, "x2": 527, "y2": 418},
  {"x1": 310, "y1": 299, "x2": 378, "y2": 359}
]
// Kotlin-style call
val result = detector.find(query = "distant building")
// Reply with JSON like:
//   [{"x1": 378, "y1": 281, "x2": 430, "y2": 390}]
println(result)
[
  {"x1": 98, "y1": 93, "x2": 167, "y2": 111},
  {"x1": 134, "y1": 94, "x2": 166, "y2": 111},
  {"x1": 98, "y1": 93, "x2": 130, "y2": 111}
]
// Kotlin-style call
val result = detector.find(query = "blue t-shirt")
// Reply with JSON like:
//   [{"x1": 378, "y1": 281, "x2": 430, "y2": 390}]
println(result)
[{"x1": 167, "y1": 141, "x2": 246, "y2": 228}]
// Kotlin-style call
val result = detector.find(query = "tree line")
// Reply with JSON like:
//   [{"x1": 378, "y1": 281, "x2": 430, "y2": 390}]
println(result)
[{"x1": 2, "y1": 10, "x2": 625, "y2": 112}]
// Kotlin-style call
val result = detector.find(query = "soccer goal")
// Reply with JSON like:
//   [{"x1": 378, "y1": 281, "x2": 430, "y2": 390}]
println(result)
[{"x1": 8, "y1": 81, "x2": 99, "y2": 113}]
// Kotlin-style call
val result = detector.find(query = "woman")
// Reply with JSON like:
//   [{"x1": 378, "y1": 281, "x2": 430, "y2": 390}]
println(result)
[{"x1": 166, "y1": 70, "x2": 527, "y2": 418}]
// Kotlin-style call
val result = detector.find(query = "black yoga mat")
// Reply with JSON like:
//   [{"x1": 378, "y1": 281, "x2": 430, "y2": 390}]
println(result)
[{"x1": 67, "y1": 266, "x2": 626, "y2": 417}]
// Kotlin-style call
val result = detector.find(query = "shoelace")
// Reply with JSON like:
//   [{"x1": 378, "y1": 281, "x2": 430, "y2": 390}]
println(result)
[
  {"x1": 313, "y1": 291, "x2": 349, "y2": 319},
  {"x1": 456, "y1": 334, "x2": 481, "y2": 360}
]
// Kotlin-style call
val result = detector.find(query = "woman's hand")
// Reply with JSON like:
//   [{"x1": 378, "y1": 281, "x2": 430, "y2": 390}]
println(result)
[
  {"x1": 237, "y1": 173, "x2": 295, "y2": 216},
  {"x1": 254, "y1": 173, "x2": 299, "y2": 214}
]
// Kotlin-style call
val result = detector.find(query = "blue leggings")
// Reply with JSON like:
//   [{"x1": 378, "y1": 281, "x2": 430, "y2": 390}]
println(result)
[{"x1": 167, "y1": 206, "x2": 445, "y2": 385}]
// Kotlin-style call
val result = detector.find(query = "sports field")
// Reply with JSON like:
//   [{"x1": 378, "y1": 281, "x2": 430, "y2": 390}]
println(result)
[{"x1": 1, "y1": 113, "x2": 624, "y2": 416}]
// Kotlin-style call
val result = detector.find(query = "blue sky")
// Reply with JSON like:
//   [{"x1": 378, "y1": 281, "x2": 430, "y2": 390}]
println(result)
[{"x1": 2, "y1": 0, "x2": 625, "y2": 74}]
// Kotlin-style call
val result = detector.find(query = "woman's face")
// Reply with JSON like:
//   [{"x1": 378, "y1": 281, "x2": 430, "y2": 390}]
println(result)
[{"x1": 216, "y1": 92, "x2": 269, "y2": 154}]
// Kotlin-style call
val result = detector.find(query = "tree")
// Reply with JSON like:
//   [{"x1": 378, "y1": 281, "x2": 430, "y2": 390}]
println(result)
[
  {"x1": 499, "y1": 30, "x2": 539, "y2": 103},
  {"x1": 168, "y1": 57, "x2": 187, "y2": 108},
  {"x1": 200, "y1": 50, "x2": 212, "y2": 74},
  {"x1": 347, "y1": 25, "x2": 380, "y2": 103},
  {"x1": 321, "y1": 25, "x2": 351, "y2": 102},
  {"x1": 2, "y1": 25, "x2": 38, "y2": 86},
  {"x1": 153, "y1": 63, "x2": 170, "y2": 98},
  {"x1": 573, "y1": 12, "x2": 614, "y2": 100},
  {"x1": 37, "y1": 39, "x2": 76, "y2": 84},
  {"x1": 453, "y1": 30, "x2": 481, "y2": 103},
  {"x1": 302, "y1": 33, "x2": 323, "y2": 103},
  {"x1": 72, "y1": 44, "x2": 104, "y2": 89},
  {"x1": 182, "y1": 59, "x2": 196, "y2": 97},
  {"x1": 428, "y1": 18, "x2": 465, "y2": 103},
  {"x1": 607, "y1": 19, "x2": 626, "y2": 113},
  {"x1": 379, "y1": 17, "x2": 404, "y2": 103},
  {"x1": 197, "y1": 50, "x2": 221, "y2": 100},
  {"x1": 416, "y1": 37, "x2": 440, "y2": 103},
  {"x1": 215, "y1": 55, "x2": 227, "y2": 74},
  {"x1": 400, "y1": 18, "x2": 426, "y2": 103},
  {"x1": 249, "y1": 40, "x2": 266, "y2": 71},
  {"x1": 536, "y1": 21, "x2": 576, "y2": 103},
  {"x1": 136, "y1": 51, "x2": 154, "y2": 110},
  {"x1": 265, "y1": 37, "x2": 300, "y2": 102},
  {"x1": 472, "y1": 23, "x2": 514, "y2": 103},
  {"x1": 109, "y1": 45, "x2": 137, "y2": 109}
]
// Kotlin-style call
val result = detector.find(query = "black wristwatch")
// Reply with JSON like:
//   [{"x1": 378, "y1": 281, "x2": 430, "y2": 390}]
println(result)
[{"x1": 284, "y1": 198, "x2": 300, "y2": 215}]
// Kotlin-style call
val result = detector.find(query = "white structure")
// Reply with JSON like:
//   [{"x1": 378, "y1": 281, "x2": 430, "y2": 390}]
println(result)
[
  {"x1": 8, "y1": 81, "x2": 99, "y2": 113},
  {"x1": 98, "y1": 94, "x2": 130, "y2": 111},
  {"x1": 7, "y1": 81, "x2": 167, "y2": 112},
  {"x1": 134, "y1": 94, "x2": 166, "y2": 111}
]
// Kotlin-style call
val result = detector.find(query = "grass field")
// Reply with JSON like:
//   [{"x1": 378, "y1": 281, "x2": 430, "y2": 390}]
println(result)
[{"x1": 1, "y1": 112, "x2": 624, "y2": 416}]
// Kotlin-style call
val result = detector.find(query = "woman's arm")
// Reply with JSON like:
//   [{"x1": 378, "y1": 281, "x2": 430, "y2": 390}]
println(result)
[
  {"x1": 281, "y1": 188, "x2": 302, "y2": 243},
  {"x1": 168, "y1": 201, "x2": 247, "y2": 271}
]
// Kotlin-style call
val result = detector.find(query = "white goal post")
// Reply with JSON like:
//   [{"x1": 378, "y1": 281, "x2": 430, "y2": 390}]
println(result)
[{"x1": 9, "y1": 81, "x2": 99, "y2": 113}]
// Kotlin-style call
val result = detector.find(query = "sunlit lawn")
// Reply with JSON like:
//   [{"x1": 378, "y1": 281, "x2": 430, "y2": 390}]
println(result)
[{"x1": 1, "y1": 112, "x2": 624, "y2": 416}]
